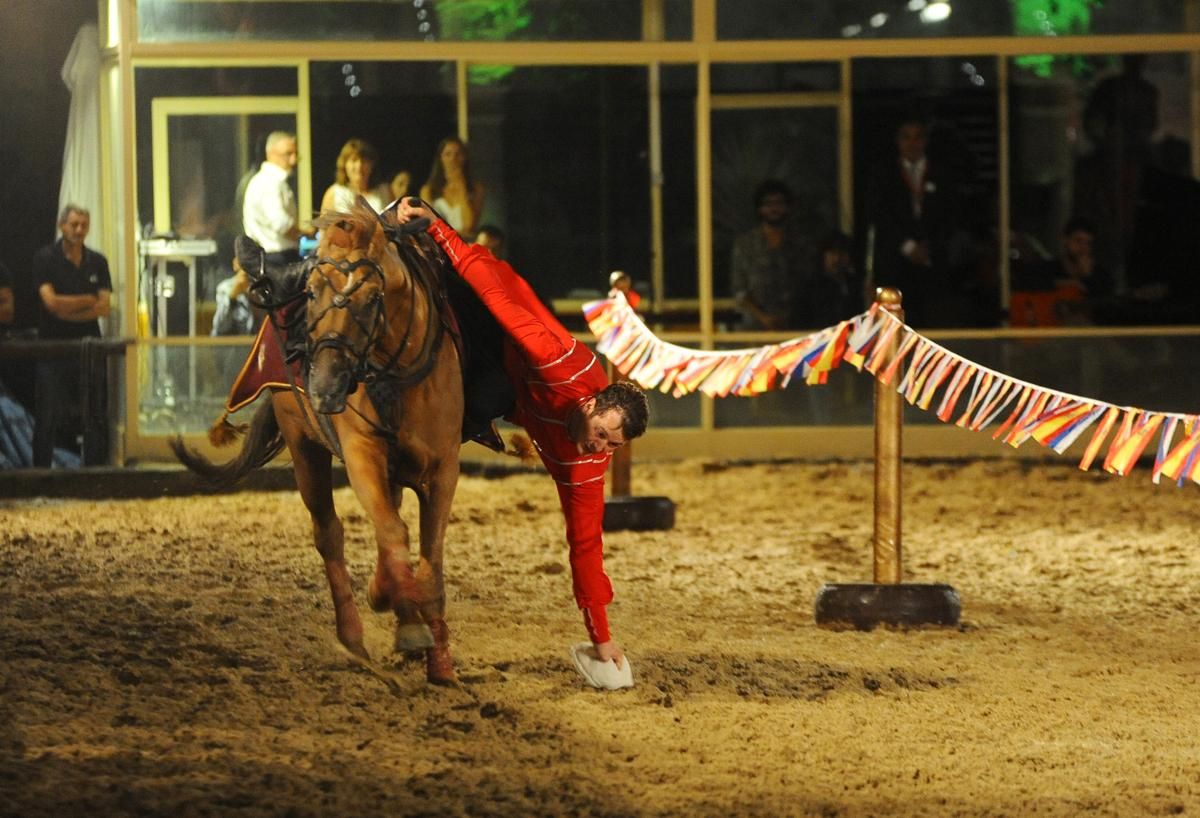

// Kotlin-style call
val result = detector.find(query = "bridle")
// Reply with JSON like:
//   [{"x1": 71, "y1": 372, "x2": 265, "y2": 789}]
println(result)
[
  {"x1": 245, "y1": 210, "x2": 444, "y2": 459},
  {"x1": 305, "y1": 219, "x2": 443, "y2": 392}
]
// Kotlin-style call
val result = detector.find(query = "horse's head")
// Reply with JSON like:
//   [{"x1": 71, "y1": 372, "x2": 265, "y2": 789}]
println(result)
[{"x1": 304, "y1": 201, "x2": 397, "y2": 414}]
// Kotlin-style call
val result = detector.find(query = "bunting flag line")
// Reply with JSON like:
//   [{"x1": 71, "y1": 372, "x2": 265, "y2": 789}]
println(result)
[{"x1": 582, "y1": 293, "x2": 1200, "y2": 487}]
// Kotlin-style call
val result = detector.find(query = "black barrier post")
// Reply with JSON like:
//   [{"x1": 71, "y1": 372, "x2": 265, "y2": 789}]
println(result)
[
  {"x1": 0, "y1": 337, "x2": 130, "y2": 468},
  {"x1": 601, "y1": 273, "x2": 675, "y2": 532}
]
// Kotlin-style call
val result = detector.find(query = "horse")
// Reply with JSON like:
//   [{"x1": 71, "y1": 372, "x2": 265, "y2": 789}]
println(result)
[{"x1": 171, "y1": 200, "x2": 464, "y2": 684}]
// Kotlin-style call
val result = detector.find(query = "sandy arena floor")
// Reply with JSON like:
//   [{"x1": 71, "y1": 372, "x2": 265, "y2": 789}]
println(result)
[{"x1": 1, "y1": 458, "x2": 1198, "y2": 817}]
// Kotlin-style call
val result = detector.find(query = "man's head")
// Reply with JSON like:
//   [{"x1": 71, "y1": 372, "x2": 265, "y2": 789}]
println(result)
[
  {"x1": 896, "y1": 118, "x2": 928, "y2": 163},
  {"x1": 58, "y1": 205, "x2": 90, "y2": 247},
  {"x1": 567, "y1": 381, "x2": 649, "y2": 455},
  {"x1": 818, "y1": 230, "x2": 854, "y2": 275},
  {"x1": 1062, "y1": 216, "x2": 1096, "y2": 261},
  {"x1": 265, "y1": 131, "x2": 299, "y2": 173},
  {"x1": 753, "y1": 180, "x2": 793, "y2": 228},
  {"x1": 474, "y1": 224, "x2": 506, "y2": 259}
]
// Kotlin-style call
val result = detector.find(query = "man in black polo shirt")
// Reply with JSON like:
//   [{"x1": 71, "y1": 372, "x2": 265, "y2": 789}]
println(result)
[{"x1": 31, "y1": 204, "x2": 112, "y2": 467}]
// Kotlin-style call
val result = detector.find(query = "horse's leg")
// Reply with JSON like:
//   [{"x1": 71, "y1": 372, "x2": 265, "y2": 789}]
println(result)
[
  {"x1": 366, "y1": 486, "x2": 433, "y2": 654},
  {"x1": 343, "y1": 442, "x2": 434, "y2": 653},
  {"x1": 413, "y1": 453, "x2": 460, "y2": 685},
  {"x1": 286, "y1": 423, "x2": 367, "y2": 660}
]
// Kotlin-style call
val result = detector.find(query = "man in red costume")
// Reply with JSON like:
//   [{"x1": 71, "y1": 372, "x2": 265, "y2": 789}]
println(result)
[{"x1": 397, "y1": 198, "x2": 649, "y2": 672}]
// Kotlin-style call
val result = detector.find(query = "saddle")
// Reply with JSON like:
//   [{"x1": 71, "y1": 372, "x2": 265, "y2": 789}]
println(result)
[{"x1": 218, "y1": 236, "x2": 513, "y2": 453}]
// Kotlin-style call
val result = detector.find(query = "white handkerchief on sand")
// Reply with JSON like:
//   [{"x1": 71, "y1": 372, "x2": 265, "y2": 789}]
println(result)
[{"x1": 569, "y1": 643, "x2": 634, "y2": 690}]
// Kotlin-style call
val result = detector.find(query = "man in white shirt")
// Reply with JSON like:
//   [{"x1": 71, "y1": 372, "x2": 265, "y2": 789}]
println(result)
[{"x1": 242, "y1": 131, "x2": 312, "y2": 266}]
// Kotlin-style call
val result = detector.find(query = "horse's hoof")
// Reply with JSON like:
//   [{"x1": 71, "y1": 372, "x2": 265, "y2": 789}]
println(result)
[
  {"x1": 426, "y1": 646, "x2": 457, "y2": 686},
  {"x1": 366, "y1": 576, "x2": 390, "y2": 613},
  {"x1": 343, "y1": 641, "x2": 370, "y2": 661},
  {"x1": 394, "y1": 622, "x2": 435, "y2": 653}
]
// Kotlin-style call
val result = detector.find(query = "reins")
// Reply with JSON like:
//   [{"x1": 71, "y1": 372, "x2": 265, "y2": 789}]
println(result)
[{"x1": 248, "y1": 213, "x2": 446, "y2": 459}]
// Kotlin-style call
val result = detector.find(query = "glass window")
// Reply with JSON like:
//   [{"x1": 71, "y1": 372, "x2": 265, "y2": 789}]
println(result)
[
  {"x1": 309, "y1": 61, "x2": 456, "y2": 209},
  {"x1": 713, "y1": 98, "x2": 842, "y2": 332},
  {"x1": 853, "y1": 56, "x2": 1000, "y2": 329},
  {"x1": 1008, "y1": 52, "x2": 1196, "y2": 326},
  {"x1": 135, "y1": 67, "x2": 297, "y2": 238},
  {"x1": 661, "y1": 64, "x2": 699, "y2": 303},
  {"x1": 712, "y1": 61, "x2": 840, "y2": 94},
  {"x1": 467, "y1": 65, "x2": 651, "y2": 310},
  {"x1": 717, "y1": 0, "x2": 1196, "y2": 40},
  {"x1": 137, "y1": 0, "x2": 693, "y2": 43},
  {"x1": 138, "y1": 341, "x2": 256, "y2": 435}
]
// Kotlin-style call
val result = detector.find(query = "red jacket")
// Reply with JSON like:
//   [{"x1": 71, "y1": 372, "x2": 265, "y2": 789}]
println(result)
[{"x1": 429, "y1": 220, "x2": 615, "y2": 643}]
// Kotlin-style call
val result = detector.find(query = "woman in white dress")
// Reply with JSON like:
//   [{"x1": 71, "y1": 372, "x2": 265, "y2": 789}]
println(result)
[
  {"x1": 319, "y1": 138, "x2": 389, "y2": 214},
  {"x1": 419, "y1": 136, "x2": 486, "y2": 237}
]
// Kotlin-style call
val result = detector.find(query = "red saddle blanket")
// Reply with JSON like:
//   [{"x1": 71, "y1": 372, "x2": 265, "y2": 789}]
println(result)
[{"x1": 224, "y1": 317, "x2": 304, "y2": 414}]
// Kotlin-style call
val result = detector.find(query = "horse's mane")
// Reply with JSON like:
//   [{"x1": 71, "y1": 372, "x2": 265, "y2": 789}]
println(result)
[{"x1": 313, "y1": 198, "x2": 442, "y2": 280}]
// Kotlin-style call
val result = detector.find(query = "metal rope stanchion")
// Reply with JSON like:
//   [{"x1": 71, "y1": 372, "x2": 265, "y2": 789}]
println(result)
[{"x1": 813, "y1": 288, "x2": 960, "y2": 629}]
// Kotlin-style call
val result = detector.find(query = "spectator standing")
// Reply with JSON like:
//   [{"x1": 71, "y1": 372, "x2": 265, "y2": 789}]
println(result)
[
  {"x1": 729, "y1": 180, "x2": 811, "y2": 330},
  {"x1": 866, "y1": 116, "x2": 963, "y2": 327},
  {"x1": 319, "y1": 138, "x2": 390, "y2": 214},
  {"x1": 420, "y1": 136, "x2": 486, "y2": 238},
  {"x1": 242, "y1": 131, "x2": 312, "y2": 266},
  {"x1": 31, "y1": 205, "x2": 111, "y2": 467}
]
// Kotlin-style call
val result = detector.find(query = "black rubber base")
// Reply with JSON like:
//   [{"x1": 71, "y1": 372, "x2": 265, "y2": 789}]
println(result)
[
  {"x1": 603, "y1": 495, "x2": 676, "y2": 531},
  {"x1": 814, "y1": 583, "x2": 961, "y2": 630}
]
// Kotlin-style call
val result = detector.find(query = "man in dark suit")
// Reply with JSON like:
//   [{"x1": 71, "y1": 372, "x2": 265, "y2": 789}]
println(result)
[{"x1": 866, "y1": 116, "x2": 963, "y2": 327}]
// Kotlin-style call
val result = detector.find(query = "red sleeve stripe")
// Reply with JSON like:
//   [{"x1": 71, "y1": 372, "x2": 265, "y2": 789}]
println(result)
[
  {"x1": 531, "y1": 339, "x2": 578, "y2": 370},
  {"x1": 527, "y1": 356, "x2": 599, "y2": 387}
]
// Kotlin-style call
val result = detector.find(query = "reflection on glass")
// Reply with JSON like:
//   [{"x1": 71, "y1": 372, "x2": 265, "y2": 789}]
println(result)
[
  {"x1": 137, "y1": 0, "x2": 693, "y2": 43},
  {"x1": 716, "y1": 0, "x2": 1191, "y2": 39}
]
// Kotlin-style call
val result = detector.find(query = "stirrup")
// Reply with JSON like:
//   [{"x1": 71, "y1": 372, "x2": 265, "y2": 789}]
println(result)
[{"x1": 468, "y1": 421, "x2": 505, "y2": 453}]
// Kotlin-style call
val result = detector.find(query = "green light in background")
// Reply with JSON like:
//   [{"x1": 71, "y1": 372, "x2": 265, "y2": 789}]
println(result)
[
  {"x1": 1011, "y1": 0, "x2": 1104, "y2": 78},
  {"x1": 436, "y1": 0, "x2": 533, "y2": 84}
]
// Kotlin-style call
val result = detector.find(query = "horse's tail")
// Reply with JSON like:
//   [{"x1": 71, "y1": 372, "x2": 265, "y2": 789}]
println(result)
[
  {"x1": 505, "y1": 431, "x2": 538, "y2": 464},
  {"x1": 169, "y1": 401, "x2": 286, "y2": 490}
]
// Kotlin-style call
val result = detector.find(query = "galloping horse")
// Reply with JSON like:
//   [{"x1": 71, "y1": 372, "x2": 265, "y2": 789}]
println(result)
[{"x1": 172, "y1": 200, "x2": 464, "y2": 684}]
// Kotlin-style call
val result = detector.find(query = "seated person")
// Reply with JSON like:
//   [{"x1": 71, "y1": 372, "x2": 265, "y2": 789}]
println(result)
[
  {"x1": 793, "y1": 230, "x2": 862, "y2": 328},
  {"x1": 1014, "y1": 217, "x2": 1112, "y2": 326},
  {"x1": 211, "y1": 257, "x2": 259, "y2": 337}
]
